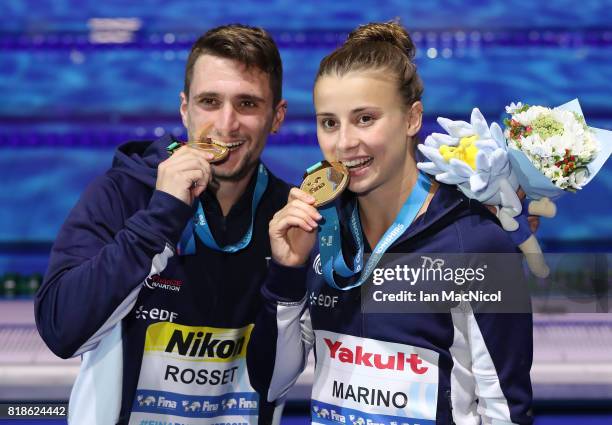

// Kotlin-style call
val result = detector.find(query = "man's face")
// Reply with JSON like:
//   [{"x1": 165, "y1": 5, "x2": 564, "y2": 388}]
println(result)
[{"x1": 180, "y1": 54, "x2": 286, "y2": 181}]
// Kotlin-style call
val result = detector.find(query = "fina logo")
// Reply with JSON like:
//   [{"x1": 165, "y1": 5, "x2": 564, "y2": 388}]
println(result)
[
  {"x1": 137, "y1": 394, "x2": 156, "y2": 407},
  {"x1": 313, "y1": 253, "x2": 322, "y2": 275}
]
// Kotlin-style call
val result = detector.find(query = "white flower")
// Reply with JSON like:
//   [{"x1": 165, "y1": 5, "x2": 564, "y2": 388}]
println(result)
[
  {"x1": 418, "y1": 108, "x2": 511, "y2": 197},
  {"x1": 506, "y1": 103, "x2": 599, "y2": 191},
  {"x1": 513, "y1": 106, "x2": 548, "y2": 126},
  {"x1": 505, "y1": 102, "x2": 524, "y2": 114}
]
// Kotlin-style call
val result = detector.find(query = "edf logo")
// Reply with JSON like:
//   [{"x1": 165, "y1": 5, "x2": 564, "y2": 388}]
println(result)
[
  {"x1": 310, "y1": 291, "x2": 338, "y2": 308},
  {"x1": 135, "y1": 305, "x2": 178, "y2": 322}
]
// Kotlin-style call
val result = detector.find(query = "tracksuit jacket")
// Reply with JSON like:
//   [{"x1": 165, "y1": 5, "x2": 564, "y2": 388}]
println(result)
[
  {"x1": 35, "y1": 135, "x2": 290, "y2": 425},
  {"x1": 247, "y1": 183, "x2": 533, "y2": 425}
]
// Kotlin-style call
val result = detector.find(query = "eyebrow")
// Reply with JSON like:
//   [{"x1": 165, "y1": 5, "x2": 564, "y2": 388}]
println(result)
[
  {"x1": 236, "y1": 94, "x2": 266, "y2": 104},
  {"x1": 193, "y1": 91, "x2": 266, "y2": 104},
  {"x1": 316, "y1": 106, "x2": 380, "y2": 117}
]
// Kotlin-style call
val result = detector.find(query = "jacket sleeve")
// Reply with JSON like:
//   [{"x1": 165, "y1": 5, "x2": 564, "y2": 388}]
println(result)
[
  {"x1": 455, "y1": 213, "x2": 534, "y2": 425},
  {"x1": 247, "y1": 259, "x2": 313, "y2": 402},
  {"x1": 34, "y1": 175, "x2": 193, "y2": 359}
]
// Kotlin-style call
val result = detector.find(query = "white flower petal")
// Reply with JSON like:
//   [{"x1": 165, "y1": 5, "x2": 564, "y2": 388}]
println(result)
[
  {"x1": 489, "y1": 149, "x2": 509, "y2": 175},
  {"x1": 475, "y1": 151, "x2": 491, "y2": 171},
  {"x1": 437, "y1": 117, "x2": 474, "y2": 138},
  {"x1": 489, "y1": 122, "x2": 507, "y2": 149},
  {"x1": 470, "y1": 172, "x2": 489, "y2": 192},
  {"x1": 416, "y1": 161, "x2": 444, "y2": 175},
  {"x1": 417, "y1": 145, "x2": 452, "y2": 171},
  {"x1": 474, "y1": 139, "x2": 498, "y2": 151},
  {"x1": 436, "y1": 171, "x2": 469, "y2": 185},
  {"x1": 425, "y1": 133, "x2": 457, "y2": 148},
  {"x1": 449, "y1": 158, "x2": 475, "y2": 178},
  {"x1": 470, "y1": 108, "x2": 491, "y2": 139}
]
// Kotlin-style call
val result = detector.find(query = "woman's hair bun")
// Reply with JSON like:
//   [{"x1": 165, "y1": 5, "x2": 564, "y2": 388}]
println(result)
[{"x1": 346, "y1": 22, "x2": 416, "y2": 60}]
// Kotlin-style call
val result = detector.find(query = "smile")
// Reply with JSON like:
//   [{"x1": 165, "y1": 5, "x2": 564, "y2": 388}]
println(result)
[
  {"x1": 342, "y1": 157, "x2": 373, "y2": 170},
  {"x1": 209, "y1": 138, "x2": 246, "y2": 151}
]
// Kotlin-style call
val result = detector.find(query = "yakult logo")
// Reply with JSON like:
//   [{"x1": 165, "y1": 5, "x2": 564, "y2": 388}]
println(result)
[{"x1": 324, "y1": 338, "x2": 429, "y2": 374}]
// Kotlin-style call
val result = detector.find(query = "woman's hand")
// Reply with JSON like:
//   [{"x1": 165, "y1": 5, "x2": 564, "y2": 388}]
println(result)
[{"x1": 269, "y1": 188, "x2": 322, "y2": 267}]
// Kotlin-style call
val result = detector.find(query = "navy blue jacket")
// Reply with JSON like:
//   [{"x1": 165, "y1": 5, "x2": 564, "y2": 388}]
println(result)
[
  {"x1": 35, "y1": 135, "x2": 290, "y2": 425},
  {"x1": 248, "y1": 183, "x2": 533, "y2": 425}
]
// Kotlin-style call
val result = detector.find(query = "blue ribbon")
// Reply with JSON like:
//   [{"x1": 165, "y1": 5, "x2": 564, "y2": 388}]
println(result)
[
  {"x1": 319, "y1": 172, "x2": 431, "y2": 290},
  {"x1": 178, "y1": 164, "x2": 268, "y2": 255}
]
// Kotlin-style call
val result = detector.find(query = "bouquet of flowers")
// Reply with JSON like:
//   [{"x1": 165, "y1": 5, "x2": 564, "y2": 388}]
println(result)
[{"x1": 417, "y1": 99, "x2": 611, "y2": 277}]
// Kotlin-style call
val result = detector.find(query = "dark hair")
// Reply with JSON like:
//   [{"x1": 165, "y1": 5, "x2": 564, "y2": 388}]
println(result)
[
  {"x1": 184, "y1": 24, "x2": 283, "y2": 107},
  {"x1": 316, "y1": 22, "x2": 423, "y2": 108}
]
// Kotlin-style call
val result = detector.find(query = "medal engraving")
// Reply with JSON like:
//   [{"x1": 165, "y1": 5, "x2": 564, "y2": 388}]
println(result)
[{"x1": 300, "y1": 161, "x2": 349, "y2": 207}]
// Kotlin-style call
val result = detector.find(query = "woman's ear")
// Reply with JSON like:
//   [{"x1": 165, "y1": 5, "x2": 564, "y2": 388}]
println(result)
[{"x1": 406, "y1": 101, "x2": 423, "y2": 137}]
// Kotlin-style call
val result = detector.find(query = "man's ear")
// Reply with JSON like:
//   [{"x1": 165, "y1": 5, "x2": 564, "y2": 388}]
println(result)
[
  {"x1": 271, "y1": 99, "x2": 288, "y2": 134},
  {"x1": 406, "y1": 101, "x2": 423, "y2": 137},
  {"x1": 179, "y1": 92, "x2": 189, "y2": 128}
]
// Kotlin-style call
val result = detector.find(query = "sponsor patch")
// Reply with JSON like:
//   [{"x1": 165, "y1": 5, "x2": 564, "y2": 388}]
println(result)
[
  {"x1": 129, "y1": 324, "x2": 258, "y2": 425},
  {"x1": 311, "y1": 331, "x2": 438, "y2": 424},
  {"x1": 144, "y1": 274, "x2": 183, "y2": 293}
]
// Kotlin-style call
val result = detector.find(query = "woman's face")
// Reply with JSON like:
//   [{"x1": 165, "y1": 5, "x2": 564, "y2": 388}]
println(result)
[{"x1": 313, "y1": 70, "x2": 421, "y2": 195}]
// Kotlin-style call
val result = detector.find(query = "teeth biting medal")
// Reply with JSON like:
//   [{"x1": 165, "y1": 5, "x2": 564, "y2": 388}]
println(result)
[{"x1": 166, "y1": 138, "x2": 229, "y2": 163}]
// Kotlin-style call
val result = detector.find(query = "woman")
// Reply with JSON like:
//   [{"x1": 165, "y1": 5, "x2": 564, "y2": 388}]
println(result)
[{"x1": 248, "y1": 22, "x2": 532, "y2": 425}]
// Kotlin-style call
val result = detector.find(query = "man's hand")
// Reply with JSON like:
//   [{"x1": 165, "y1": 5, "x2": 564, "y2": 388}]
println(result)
[{"x1": 156, "y1": 145, "x2": 215, "y2": 206}]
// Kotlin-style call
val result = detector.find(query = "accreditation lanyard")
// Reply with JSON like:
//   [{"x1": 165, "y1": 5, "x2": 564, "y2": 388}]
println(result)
[
  {"x1": 319, "y1": 172, "x2": 431, "y2": 290},
  {"x1": 178, "y1": 164, "x2": 268, "y2": 255}
]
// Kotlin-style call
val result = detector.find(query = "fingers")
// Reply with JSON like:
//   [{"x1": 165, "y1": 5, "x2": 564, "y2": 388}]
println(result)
[
  {"x1": 517, "y1": 187, "x2": 526, "y2": 201},
  {"x1": 287, "y1": 199, "x2": 321, "y2": 224},
  {"x1": 289, "y1": 187, "x2": 316, "y2": 204},
  {"x1": 274, "y1": 213, "x2": 318, "y2": 233},
  {"x1": 273, "y1": 188, "x2": 321, "y2": 229},
  {"x1": 270, "y1": 198, "x2": 322, "y2": 235},
  {"x1": 156, "y1": 144, "x2": 215, "y2": 205}
]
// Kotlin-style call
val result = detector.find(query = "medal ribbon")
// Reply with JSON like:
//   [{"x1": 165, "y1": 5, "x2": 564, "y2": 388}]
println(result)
[
  {"x1": 318, "y1": 172, "x2": 431, "y2": 290},
  {"x1": 178, "y1": 164, "x2": 268, "y2": 254}
]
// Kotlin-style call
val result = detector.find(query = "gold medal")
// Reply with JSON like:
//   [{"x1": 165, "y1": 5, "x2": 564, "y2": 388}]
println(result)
[
  {"x1": 300, "y1": 160, "x2": 349, "y2": 207},
  {"x1": 166, "y1": 140, "x2": 229, "y2": 163},
  {"x1": 186, "y1": 140, "x2": 229, "y2": 163},
  {"x1": 166, "y1": 123, "x2": 228, "y2": 163}
]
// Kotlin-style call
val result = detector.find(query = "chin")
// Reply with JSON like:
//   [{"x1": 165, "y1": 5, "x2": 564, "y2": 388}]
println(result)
[
  {"x1": 214, "y1": 156, "x2": 256, "y2": 182},
  {"x1": 348, "y1": 180, "x2": 373, "y2": 196}
]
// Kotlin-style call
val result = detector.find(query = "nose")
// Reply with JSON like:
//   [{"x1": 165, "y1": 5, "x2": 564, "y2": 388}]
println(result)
[
  {"x1": 214, "y1": 103, "x2": 240, "y2": 136},
  {"x1": 336, "y1": 124, "x2": 360, "y2": 155}
]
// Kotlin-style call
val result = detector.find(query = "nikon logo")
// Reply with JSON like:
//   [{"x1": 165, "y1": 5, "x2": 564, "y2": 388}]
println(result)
[{"x1": 165, "y1": 330, "x2": 245, "y2": 359}]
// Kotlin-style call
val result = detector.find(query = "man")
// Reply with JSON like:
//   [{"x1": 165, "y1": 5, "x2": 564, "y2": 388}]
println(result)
[{"x1": 35, "y1": 24, "x2": 289, "y2": 425}]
